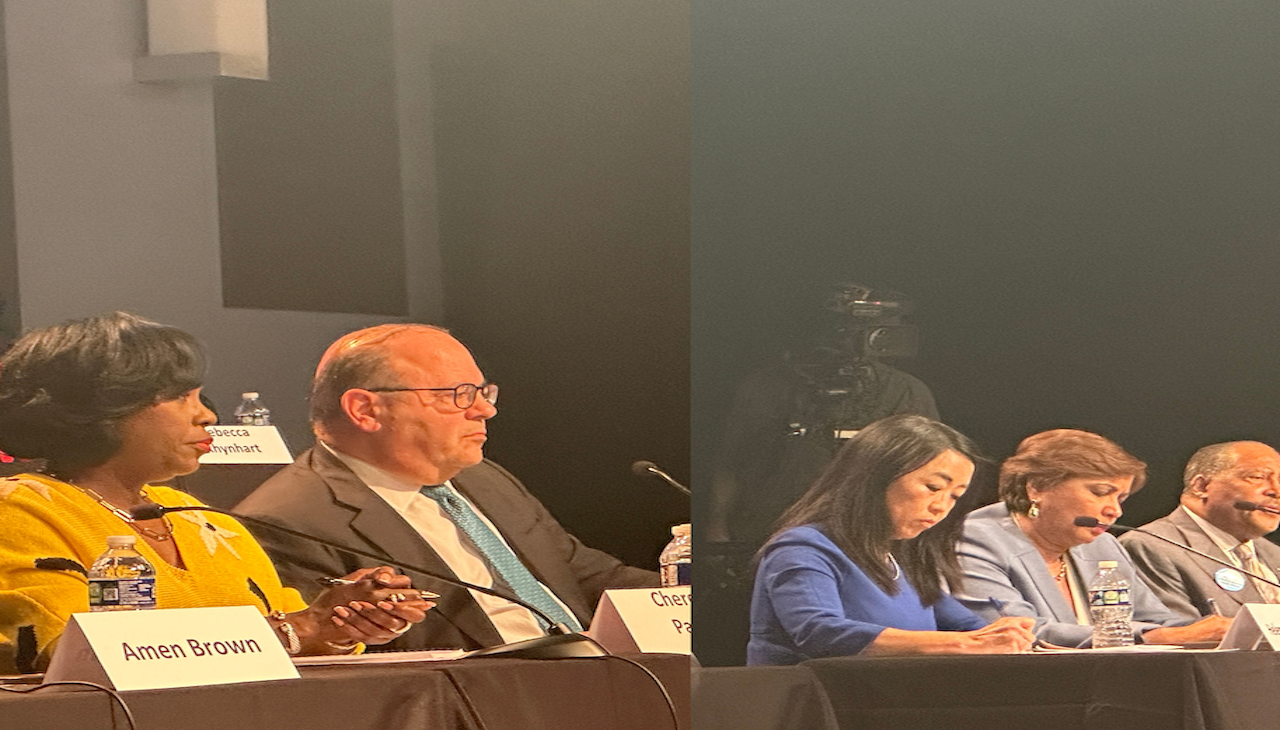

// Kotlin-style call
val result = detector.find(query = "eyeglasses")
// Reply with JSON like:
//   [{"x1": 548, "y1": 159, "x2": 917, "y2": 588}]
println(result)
[{"x1": 366, "y1": 382, "x2": 499, "y2": 409}]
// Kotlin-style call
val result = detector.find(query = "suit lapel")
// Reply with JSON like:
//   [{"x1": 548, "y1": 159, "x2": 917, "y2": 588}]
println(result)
[
  {"x1": 308, "y1": 447, "x2": 505, "y2": 647},
  {"x1": 1164, "y1": 509, "x2": 1266, "y2": 609},
  {"x1": 1020, "y1": 550, "x2": 1080, "y2": 623},
  {"x1": 996, "y1": 510, "x2": 1079, "y2": 623}
]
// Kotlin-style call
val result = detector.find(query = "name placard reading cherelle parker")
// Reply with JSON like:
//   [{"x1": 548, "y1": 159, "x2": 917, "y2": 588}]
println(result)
[
  {"x1": 44, "y1": 606, "x2": 299, "y2": 691},
  {"x1": 589, "y1": 586, "x2": 691, "y2": 655},
  {"x1": 197, "y1": 425, "x2": 293, "y2": 465}
]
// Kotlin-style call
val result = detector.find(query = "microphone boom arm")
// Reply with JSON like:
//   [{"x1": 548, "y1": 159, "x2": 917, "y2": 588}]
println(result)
[
  {"x1": 134, "y1": 504, "x2": 575, "y2": 631},
  {"x1": 1084, "y1": 518, "x2": 1280, "y2": 590}
]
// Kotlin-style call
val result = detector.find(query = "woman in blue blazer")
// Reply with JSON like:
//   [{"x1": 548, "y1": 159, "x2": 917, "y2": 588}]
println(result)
[
  {"x1": 954, "y1": 429, "x2": 1230, "y2": 647},
  {"x1": 748, "y1": 415, "x2": 1036, "y2": 665}
]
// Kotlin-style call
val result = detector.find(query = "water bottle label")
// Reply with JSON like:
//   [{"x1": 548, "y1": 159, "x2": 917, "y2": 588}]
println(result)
[
  {"x1": 89, "y1": 577, "x2": 156, "y2": 608},
  {"x1": 1088, "y1": 587, "x2": 1131, "y2": 607},
  {"x1": 676, "y1": 563, "x2": 691, "y2": 586},
  {"x1": 661, "y1": 562, "x2": 692, "y2": 587}
]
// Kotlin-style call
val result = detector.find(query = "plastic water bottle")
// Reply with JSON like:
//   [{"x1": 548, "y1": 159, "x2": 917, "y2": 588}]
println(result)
[
  {"x1": 88, "y1": 535, "x2": 157, "y2": 611},
  {"x1": 1088, "y1": 560, "x2": 1133, "y2": 648},
  {"x1": 233, "y1": 391, "x2": 270, "y2": 425},
  {"x1": 659, "y1": 523, "x2": 691, "y2": 587}
]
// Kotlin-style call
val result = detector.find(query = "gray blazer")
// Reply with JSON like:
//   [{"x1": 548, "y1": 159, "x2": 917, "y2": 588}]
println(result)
[
  {"x1": 955, "y1": 502, "x2": 1190, "y2": 647},
  {"x1": 1120, "y1": 506, "x2": 1280, "y2": 618},
  {"x1": 235, "y1": 446, "x2": 657, "y2": 651}
]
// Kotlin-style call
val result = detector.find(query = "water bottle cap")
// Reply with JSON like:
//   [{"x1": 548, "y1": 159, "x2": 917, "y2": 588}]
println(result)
[
  {"x1": 671, "y1": 523, "x2": 691, "y2": 537},
  {"x1": 242, "y1": 392, "x2": 260, "y2": 399},
  {"x1": 1097, "y1": 560, "x2": 1118, "y2": 569},
  {"x1": 106, "y1": 535, "x2": 138, "y2": 548}
]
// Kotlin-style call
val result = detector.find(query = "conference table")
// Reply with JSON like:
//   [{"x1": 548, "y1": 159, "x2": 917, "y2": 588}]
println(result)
[
  {"x1": 1, "y1": 652, "x2": 689, "y2": 730},
  {"x1": 692, "y1": 649, "x2": 1280, "y2": 730}
]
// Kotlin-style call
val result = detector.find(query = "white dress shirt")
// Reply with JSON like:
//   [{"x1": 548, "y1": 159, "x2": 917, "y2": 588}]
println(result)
[{"x1": 321, "y1": 442, "x2": 575, "y2": 643}]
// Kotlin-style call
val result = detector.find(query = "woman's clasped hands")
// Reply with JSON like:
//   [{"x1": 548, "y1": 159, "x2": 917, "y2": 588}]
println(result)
[{"x1": 278, "y1": 567, "x2": 436, "y2": 654}]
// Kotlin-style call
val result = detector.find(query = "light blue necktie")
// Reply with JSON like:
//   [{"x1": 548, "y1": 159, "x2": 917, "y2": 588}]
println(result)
[{"x1": 420, "y1": 484, "x2": 582, "y2": 631}]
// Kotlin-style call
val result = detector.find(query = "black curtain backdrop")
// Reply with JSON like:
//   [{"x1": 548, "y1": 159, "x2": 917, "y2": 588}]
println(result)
[{"x1": 693, "y1": 0, "x2": 1280, "y2": 659}]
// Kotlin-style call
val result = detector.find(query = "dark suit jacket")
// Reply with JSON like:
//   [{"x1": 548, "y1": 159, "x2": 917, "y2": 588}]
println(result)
[
  {"x1": 234, "y1": 446, "x2": 657, "y2": 650},
  {"x1": 1120, "y1": 507, "x2": 1280, "y2": 618}
]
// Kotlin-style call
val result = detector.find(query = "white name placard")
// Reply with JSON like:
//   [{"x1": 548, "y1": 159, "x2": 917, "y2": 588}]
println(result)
[
  {"x1": 44, "y1": 606, "x2": 299, "y2": 690},
  {"x1": 198, "y1": 425, "x2": 292, "y2": 464},
  {"x1": 589, "y1": 586, "x2": 691, "y2": 654},
  {"x1": 1218, "y1": 603, "x2": 1280, "y2": 651}
]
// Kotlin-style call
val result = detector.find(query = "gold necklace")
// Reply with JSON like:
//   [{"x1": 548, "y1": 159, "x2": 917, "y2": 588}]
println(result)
[
  {"x1": 1053, "y1": 554, "x2": 1069, "y2": 582},
  {"x1": 49, "y1": 473, "x2": 174, "y2": 542},
  {"x1": 1013, "y1": 513, "x2": 1070, "y2": 583}
]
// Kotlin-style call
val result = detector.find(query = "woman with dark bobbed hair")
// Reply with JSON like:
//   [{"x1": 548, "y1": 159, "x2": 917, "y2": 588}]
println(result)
[
  {"x1": 955, "y1": 429, "x2": 1229, "y2": 647},
  {"x1": 748, "y1": 415, "x2": 1035, "y2": 665},
  {"x1": 0, "y1": 312, "x2": 432, "y2": 673}
]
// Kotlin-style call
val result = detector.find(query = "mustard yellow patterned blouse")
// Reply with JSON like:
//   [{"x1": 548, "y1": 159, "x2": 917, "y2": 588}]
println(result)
[{"x1": 0, "y1": 473, "x2": 305, "y2": 673}]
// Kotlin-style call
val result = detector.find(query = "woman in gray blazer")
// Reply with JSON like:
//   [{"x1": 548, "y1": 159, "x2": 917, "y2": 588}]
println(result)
[{"x1": 953, "y1": 429, "x2": 1230, "y2": 647}]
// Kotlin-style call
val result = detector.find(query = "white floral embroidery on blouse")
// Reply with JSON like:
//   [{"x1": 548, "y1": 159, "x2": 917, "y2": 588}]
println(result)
[
  {"x1": 174, "y1": 511, "x2": 242, "y2": 559},
  {"x1": 0, "y1": 477, "x2": 52, "y2": 501}
]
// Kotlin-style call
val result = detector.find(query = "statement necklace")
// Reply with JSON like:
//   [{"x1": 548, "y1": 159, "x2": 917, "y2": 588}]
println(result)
[
  {"x1": 1013, "y1": 512, "x2": 1070, "y2": 583},
  {"x1": 48, "y1": 473, "x2": 174, "y2": 542},
  {"x1": 886, "y1": 551, "x2": 902, "y2": 581}
]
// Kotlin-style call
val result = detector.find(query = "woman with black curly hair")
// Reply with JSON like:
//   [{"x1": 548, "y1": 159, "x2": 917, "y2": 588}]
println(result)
[{"x1": 0, "y1": 312, "x2": 433, "y2": 673}]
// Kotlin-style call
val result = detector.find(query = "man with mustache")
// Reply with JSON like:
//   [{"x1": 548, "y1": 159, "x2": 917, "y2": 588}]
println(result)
[
  {"x1": 237, "y1": 324, "x2": 655, "y2": 651},
  {"x1": 1122, "y1": 441, "x2": 1280, "y2": 618}
]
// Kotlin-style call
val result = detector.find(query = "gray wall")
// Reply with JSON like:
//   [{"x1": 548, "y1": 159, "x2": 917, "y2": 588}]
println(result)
[
  {"x1": 3, "y1": 0, "x2": 437, "y2": 449},
  {"x1": 0, "y1": 0, "x2": 18, "y2": 348},
  {"x1": 4, "y1": 0, "x2": 688, "y2": 565}
]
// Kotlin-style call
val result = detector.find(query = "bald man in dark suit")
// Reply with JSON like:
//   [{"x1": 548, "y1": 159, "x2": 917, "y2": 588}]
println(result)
[{"x1": 237, "y1": 324, "x2": 655, "y2": 651}]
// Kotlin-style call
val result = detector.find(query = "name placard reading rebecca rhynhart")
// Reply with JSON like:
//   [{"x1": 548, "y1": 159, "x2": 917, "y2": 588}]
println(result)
[
  {"x1": 44, "y1": 605, "x2": 298, "y2": 690},
  {"x1": 197, "y1": 425, "x2": 293, "y2": 465},
  {"x1": 589, "y1": 586, "x2": 691, "y2": 654}
]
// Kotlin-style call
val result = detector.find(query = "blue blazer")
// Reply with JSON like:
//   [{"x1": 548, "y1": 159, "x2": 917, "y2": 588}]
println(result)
[
  {"x1": 748, "y1": 525, "x2": 986, "y2": 665},
  {"x1": 955, "y1": 502, "x2": 1191, "y2": 647}
]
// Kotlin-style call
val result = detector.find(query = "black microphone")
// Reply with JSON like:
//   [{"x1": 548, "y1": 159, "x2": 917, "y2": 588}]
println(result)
[
  {"x1": 630, "y1": 460, "x2": 690, "y2": 496},
  {"x1": 1073, "y1": 515, "x2": 1280, "y2": 589},
  {"x1": 1234, "y1": 500, "x2": 1280, "y2": 516},
  {"x1": 130, "y1": 503, "x2": 606, "y2": 659}
]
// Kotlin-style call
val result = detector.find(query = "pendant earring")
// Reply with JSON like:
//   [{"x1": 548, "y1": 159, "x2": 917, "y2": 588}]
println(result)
[{"x1": 1027, "y1": 499, "x2": 1041, "y2": 519}]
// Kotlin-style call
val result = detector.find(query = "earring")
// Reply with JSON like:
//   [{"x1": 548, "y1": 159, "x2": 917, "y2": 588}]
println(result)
[{"x1": 1027, "y1": 499, "x2": 1041, "y2": 519}]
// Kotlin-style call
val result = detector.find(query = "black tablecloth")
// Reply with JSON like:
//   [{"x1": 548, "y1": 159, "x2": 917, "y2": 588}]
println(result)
[
  {"x1": 692, "y1": 651, "x2": 1280, "y2": 730},
  {"x1": 692, "y1": 665, "x2": 837, "y2": 730},
  {"x1": 0, "y1": 653, "x2": 689, "y2": 730}
]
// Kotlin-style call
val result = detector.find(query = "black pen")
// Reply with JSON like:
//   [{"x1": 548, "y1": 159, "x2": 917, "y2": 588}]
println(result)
[{"x1": 316, "y1": 576, "x2": 440, "y2": 599}]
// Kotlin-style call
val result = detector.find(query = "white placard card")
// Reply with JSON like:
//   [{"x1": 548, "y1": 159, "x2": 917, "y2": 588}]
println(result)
[
  {"x1": 589, "y1": 586, "x2": 691, "y2": 654},
  {"x1": 1217, "y1": 603, "x2": 1280, "y2": 651},
  {"x1": 198, "y1": 425, "x2": 292, "y2": 464},
  {"x1": 44, "y1": 606, "x2": 299, "y2": 690}
]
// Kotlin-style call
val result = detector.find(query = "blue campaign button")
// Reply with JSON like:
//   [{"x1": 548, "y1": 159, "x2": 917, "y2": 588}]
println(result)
[{"x1": 1215, "y1": 567, "x2": 1247, "y2": 592}]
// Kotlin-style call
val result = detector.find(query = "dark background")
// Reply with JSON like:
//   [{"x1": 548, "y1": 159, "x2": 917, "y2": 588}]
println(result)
[
  {"x1": 692, "y1": 0, "x2": 1280, "y2": 659},
  {"x1": 0, "y1": 0, "x2": 689, "y2": 570},
  {"x1": 217, "y1": 0, "x2": 691, "y2": 567}
]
